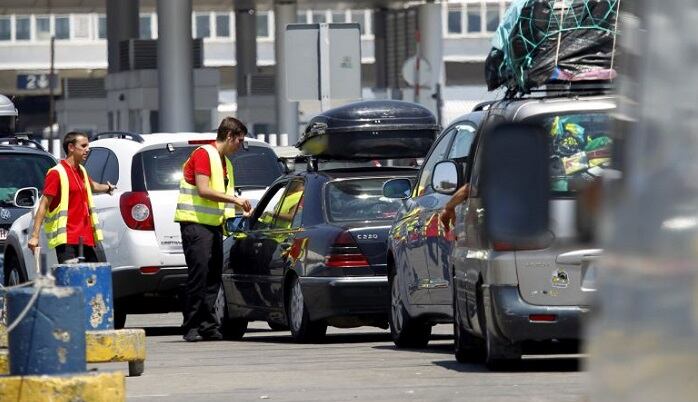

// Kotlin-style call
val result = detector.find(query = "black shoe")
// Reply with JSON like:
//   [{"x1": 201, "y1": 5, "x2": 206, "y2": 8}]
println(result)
[
  {"x1": 200, "y1": 329, "x2": 223, "y2": 341},
  {"x1": 183, "y1": 329, "x2": 203, "y2": 342}
]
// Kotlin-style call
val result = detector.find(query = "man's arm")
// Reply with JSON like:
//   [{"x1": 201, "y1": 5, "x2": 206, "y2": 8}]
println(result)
[
  {"x1": 440, "y1": 183, "x2": 471, "y2": 230},
  {"x1": 195, "y1": 173, "x2": 252, "y2": 212},
  {"x1": 90, "y1": 179, "x2": 115, "y2": 195},
  {"x1": 28, "y1": 195, "x2": 53, "y2": 253}
]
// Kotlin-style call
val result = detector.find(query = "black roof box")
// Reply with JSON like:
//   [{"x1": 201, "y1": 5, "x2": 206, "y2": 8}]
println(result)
[{"x1": 297, "y1": 100, "x2": 439, "y2": 160}]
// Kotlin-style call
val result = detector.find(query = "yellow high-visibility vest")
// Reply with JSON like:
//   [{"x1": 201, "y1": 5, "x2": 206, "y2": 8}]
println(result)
[
  {"x1": 174, "y1": 144, "x2": 236, "y2": 229},
  {"x1": 44, "y1": 163, "x2": 103, "y2": 249}
]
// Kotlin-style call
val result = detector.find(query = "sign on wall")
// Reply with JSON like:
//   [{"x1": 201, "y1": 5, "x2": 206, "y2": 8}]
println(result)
[{"x1": 16, "y1": 72, "x2": 60, "y2": 92}]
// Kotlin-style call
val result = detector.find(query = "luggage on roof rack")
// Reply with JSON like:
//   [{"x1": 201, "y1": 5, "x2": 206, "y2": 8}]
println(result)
[
  {"x1": 297, "y1": 100, "x2": 439, "y2": 160},
  {"x1": 486, "y1": 0, "x2": 620, "y2": 94}
]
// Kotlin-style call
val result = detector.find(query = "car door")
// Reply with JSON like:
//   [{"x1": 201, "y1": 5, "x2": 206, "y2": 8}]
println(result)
[
  {"x1": 402, "y1": 129, "x2": 457, "y2": 304},
  {"x1": 226, "y1": 181, "x2": 288, "y2": 316},
  {"x1": 427, "y1": 122, "x2": 478, "y2": 305}
]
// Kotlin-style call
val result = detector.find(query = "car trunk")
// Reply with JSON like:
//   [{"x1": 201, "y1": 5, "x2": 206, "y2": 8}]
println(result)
[
  {"x1": 515, "y1": 198, "x2": 601, "y2": 306},
  {"x1": 343, "y1": 222, "x2": 392, "y2": 269}
]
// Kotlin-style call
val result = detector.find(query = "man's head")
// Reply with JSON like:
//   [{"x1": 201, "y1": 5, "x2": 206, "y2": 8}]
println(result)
[
  {"x1": 63, "y1": 131, "x2": 90, "y2": 163},
  {"x1": 217, "y1": 117, "x2": 247, "y2": 154}
]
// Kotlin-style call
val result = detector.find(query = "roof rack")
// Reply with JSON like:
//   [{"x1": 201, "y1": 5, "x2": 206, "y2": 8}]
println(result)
[
  {"x1": 91, "y1": 131, "x2": 145, "y2": 143},
  {"x1": 473, "y1": 100, "x2": 496, "y2": 112},
  {"x1": 0, "y1": 133, "x2": 46, "y2": 151},
  {"x1": 520, "y1": 80, "x2": 615, "y2": 98}
]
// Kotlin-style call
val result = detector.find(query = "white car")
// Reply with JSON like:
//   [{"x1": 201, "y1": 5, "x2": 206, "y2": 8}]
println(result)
[{"x1": 3, "y1": 132, "x2": 283, "y2": 327}]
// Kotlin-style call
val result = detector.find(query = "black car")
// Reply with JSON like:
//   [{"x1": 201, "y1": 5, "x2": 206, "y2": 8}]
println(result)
[
  {"x1": 216, "y1": 99, "x2": 438, "y2": 342},
  {"x1": 0, "y1": 137, "x2": 55, "y2": 280},
  {"x1": 217, "y1": 166, "x2": 418, "y2": 341}
]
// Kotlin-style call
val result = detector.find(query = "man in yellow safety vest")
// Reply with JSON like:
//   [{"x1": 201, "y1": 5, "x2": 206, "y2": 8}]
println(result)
[
  {"x1": 174, "y1": 117, "x2": 252, "y2": 342},
  {"x1": 29, "y1": 131, "x2": 116, "y2": 263}
]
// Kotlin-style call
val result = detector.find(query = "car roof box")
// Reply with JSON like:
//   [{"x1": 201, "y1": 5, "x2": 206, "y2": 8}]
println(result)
[{"x1": 297, "y1": 100, "x2": 439, "y2": 160}]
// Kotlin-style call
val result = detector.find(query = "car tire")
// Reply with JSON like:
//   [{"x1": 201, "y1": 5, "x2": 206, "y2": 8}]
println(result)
[
  {"x1": 389, "y1": 273, "x2": 431, "y2": 348},
  {"x1": 4, "y1": 250, "x2": 27, "y2": 287},
  {"x1": 215, "y1": 285, "x2": 247, "y2": 340},
  {"x1": 287, "y1": 276, "x2": 327, "y2": 343},
  {"x1": 114, "y1": 307, "x2": 127, "y2": 329},
  {"x1": 453, "y1": 285, "x2": 484, "y2": 363},
  {"x1": 482, "y1": 286, "x2": 521, "y2": 370}
]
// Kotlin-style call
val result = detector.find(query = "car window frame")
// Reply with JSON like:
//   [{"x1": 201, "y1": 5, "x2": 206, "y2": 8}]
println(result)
[
  {"x1": 414, "y1": 128, "x2": 458, "y2": 198},
  {"x1": 270, "y1": 178, "x2": 306, "y2": 230},
  {"x1": 249, "y1": 180, "x2": 290, "y2": 231}
]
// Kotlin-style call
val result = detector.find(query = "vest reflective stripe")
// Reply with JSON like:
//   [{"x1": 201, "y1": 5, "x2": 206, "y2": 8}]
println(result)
[
  {"x1": 174, "y1": 144, "x2": 236, "y2": 228},
  {"x1": 44, "y1": 164, "x2": 103, "y2": 248}
]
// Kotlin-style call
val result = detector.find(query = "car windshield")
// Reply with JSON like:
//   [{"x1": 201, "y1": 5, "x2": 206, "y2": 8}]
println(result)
[
  {"x1": 536, "y1": 112, "x2": 612, "y2": 194},
  {"x1": 325, "y1": 178, "x2": 406, "y2": 222},
  {"x1": 141, "y1": 144, "x2": 283, "y2": 191},
  {"x1": 0, "y1": 153, "x2": 54, "y2": 205}
]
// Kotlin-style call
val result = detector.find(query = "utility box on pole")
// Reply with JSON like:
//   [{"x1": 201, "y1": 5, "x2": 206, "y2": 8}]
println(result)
[{"x1": 285, "y1": 23, "x2": 361, "y2": 111}]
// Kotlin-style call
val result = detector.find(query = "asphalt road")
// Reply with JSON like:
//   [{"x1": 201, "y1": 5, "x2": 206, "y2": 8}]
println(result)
[{"x1": 97, "y1": 313, "x2": 588, "y2": 402}]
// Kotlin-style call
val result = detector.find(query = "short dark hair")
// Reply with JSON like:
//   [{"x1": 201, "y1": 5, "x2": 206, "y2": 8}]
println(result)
[
  {"x1": 63, "y1": 131, "x2": 89, "y2": 154},
  {"x1": 216, "y1": 117, "x2": 247, "y2": 141}
]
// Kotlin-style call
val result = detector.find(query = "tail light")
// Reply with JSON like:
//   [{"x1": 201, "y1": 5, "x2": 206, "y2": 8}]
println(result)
[
  {"x1": 120, "y1": 191, "x2": 154, "y2": 230},
  {"x1": 325, "y1": 231, "x2": 370, "y2": 268},
  {"x1": 139, "y1": 266, "x2": 161, "y2": 275},
  {"x1": 529, "y1": 314, "x2": 557, "y2": 322}
]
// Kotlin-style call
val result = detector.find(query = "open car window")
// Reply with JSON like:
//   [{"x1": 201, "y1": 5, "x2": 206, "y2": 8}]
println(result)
[{"x1": 252, "y1": 183, "x2": 287, "y2": 231}]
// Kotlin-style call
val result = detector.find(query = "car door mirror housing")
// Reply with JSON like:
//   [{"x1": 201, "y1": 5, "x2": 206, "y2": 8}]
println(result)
[
  {"x1": 226, "y1": 216, "x2": 249, "y2": 233},
  {"x1": 432, "y1": 161, "x2": 461, "y2": 195},
  {"x1": 14, "y1": 187, "x2": 39, "y2": 208},
  {"x1": 382, "y1": 178, "x2": 412, "y2": 199},
  {"x1": 481, "y1": 123, "x2": 550, "y2": 244}
]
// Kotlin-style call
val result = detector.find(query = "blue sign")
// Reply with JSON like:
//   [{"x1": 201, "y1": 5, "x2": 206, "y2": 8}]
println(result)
[{"x1": 16, "y1": 73, "x2": 59, "y2": 91}]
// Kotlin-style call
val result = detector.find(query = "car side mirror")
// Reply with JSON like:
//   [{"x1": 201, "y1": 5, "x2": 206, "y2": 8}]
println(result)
[
  {"x1": 14, "y1": 187, "x2": 39, "y2": 208},
  {"x1": 481, "y1": 123, "x2": 550, "y2": 244},
  {"x1": 432, "y1": 161, "x2": 461, "y2": 195},
  {"x1": 383, "y1": 178, "x2": 412, "y2": 199},
  {"x1": 226, "y1": 216, "x2": 249, "y2": 233}
]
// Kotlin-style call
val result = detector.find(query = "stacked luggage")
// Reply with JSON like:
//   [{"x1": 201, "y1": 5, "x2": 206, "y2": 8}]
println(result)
[{"x1": 485, "y1": 0, "x2": 620, "y2": 94}]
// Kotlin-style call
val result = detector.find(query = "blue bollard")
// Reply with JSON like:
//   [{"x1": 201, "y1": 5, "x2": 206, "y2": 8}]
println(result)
[
  {"x1": 53, "y1": 263, "x2": 115, "y2": 331},
  {"x1": 7, "y1": 286, "x2": 86, "y2": 375}
]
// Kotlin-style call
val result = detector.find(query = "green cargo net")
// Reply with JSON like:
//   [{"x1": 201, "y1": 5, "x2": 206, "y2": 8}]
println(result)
[{"x1": 490, "y1": 0, "x2": 620, "y2": 93}]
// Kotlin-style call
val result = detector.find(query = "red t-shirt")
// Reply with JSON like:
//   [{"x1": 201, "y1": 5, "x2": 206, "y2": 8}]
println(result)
[
  {"x1": 43, "y1": 160, "x2": 95, "y2": 247},
  {"x1": 183, "y1": 144, "x2": 228, "y2": 186}
]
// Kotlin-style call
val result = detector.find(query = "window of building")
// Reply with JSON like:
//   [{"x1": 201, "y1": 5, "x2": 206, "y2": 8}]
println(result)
[
  {"x1": 97, "y1": 15, "x2": 107, "y2": 39},
  {"x1": 35, "y1": 16, "x2": 51, "y2": 40},
  {"x1": 195, "y1": 13, "x2": 210, "y2": 38},
  {"x1": 466, "y1": 3, "x2": 482, "y2": 33},
  {"x1": 331, "y1": 11, "x2": 346, "y2": 23},
  {"x1": 256, "y1": 11, "x2": 269, "y2": 38},
  {"x1": 72, "y1": 14, "x2": 91, "y2": 39},
  {"x1": 312, "y1": 11, "x2": 327, "y2": 23},
  {"x1": 215, "y1": 13, "x2": 230, "y2": 37},
  {"x1": 0, "y1": 17, "x2": 10, "y2": 41},
  {"x1": 447, "y1": 4, "x2": 463, "y2": 34},
  {"x1": 296, "y1": 10, "x2": 308, "y2": 23},
  {"x1": 485, "y1": 3, "x2": 500, "y2": 32},
  {"x1": 55, "y1": 15, "x2": 70, "y2": 39},
  {"x1": 350, "y1": 10, "x2": 367, "y2": 35},
  {"x1": 139, "y1": 15, "x2": 152, "y2": 39},
  {"x1": 15, "y1": 16, "x2": 30, "y2": 40}
]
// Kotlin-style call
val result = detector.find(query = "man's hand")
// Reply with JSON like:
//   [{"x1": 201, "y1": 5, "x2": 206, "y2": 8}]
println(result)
[
  {"x1": 106, "y1": 181, "x2": 117, "y2": 195},
  {"x1": 28, "y1": 234, "x2": 39, "y2": 254},
  {"x1": 235, "y1": 197, "x2": 252, "y2": 213},
  {"x1": 440, "y1": 207, "x2": 456, "y2": 231}
]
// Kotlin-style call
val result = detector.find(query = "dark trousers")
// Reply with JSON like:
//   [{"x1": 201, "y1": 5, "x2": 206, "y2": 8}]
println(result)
[
  {"x1": 180, "y1": 222, "x2": 222, "y2": 334},
  {"x1": 55, "y1": 244, "x2": 104, "y2": 264}
]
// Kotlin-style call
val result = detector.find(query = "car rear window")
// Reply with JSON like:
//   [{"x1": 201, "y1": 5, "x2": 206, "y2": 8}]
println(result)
[
  {"x1": 140, "y1": 145, "x2": 283, "y2": 191},
  {"x1": 325, "y1": 178, "x2": 405, "y2": 222},
  {"x1": 0, "y1": 153, "x2": 54, "y2": 205}
]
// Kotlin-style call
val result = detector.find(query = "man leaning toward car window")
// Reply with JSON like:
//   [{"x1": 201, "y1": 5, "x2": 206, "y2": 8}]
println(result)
[
  {"x1": 174, "y1": 117, "x2": 252, "y2": 342},
  {"x1": 28, "y1": 131, "x2": 116, "y2": 263}
]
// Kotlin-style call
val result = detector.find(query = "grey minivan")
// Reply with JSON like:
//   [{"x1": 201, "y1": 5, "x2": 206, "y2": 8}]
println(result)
[{"x1": 434, "y1": 93, "x2": 614, "y2": 368}]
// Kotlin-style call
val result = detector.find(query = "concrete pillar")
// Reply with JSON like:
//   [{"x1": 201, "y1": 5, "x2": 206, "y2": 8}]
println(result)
[
  {"x1": 274, "y1": 1, "x2": 299, "y2": 144},
  {"x1": 235, "y1": 0, "x2": 257, "y2": 98},
  {"x1": 373, "y1": 8, "x2": 388, "y2": 91},
  {"x1": 106, "y1": 0, "x2": 139, "y2": 73},
  {"x1": 417, "y1": 2, "x2": 443, "y2": 116},
  {"x1": 157, "y1": 0, "x2": 194, "y2": 132}
]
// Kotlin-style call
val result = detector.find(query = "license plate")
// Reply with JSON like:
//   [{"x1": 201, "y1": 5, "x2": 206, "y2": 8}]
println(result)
[{"x1": 0, "y1": 228, "x2": 7, "y2": 241}]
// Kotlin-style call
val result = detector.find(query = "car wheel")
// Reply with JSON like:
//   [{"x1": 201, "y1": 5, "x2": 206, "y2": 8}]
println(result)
[
  {"x1": 287, "y1": 276, "x2": 326, "y2": 343},
  {"x1": 113, "y1": 306, "x2": 127, "y2": 329},
  {"x1": 4, "y1": 251, "x2": 27, "y2": 287},
  {"x1": 482, "y1": 286, "x2": 521, "y2": 370},
  {"x1": 215, "y1": 285, "x2": 247, "y2": 340},
  {"x1": 453, "y1": 285, "x2": 484, "y2": 363},
  {"x1": 389, "y1": 273, "x2": 431, "y2": 348}
]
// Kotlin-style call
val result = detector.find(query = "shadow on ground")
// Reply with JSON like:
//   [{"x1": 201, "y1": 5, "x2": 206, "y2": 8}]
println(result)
[
  {"x1": 433, "y1": 357, "x2": 583, "y2": 373},
  {"x1": 135, "y1": 325, "x2": 272, "y2": 337}
]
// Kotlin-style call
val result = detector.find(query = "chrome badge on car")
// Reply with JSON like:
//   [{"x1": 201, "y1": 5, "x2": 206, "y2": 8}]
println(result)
[
  {"x1": 0, "y1": 208, "x2": 10, "y2": 220},
  {"x1": 356, "y1": 233, "x2": 379, "y2": 240}
]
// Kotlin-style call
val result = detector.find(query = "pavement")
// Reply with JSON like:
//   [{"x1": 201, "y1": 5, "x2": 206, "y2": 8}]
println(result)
[{"x1": 91, "y1": 313, "x2": 589, "y2": 402}]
